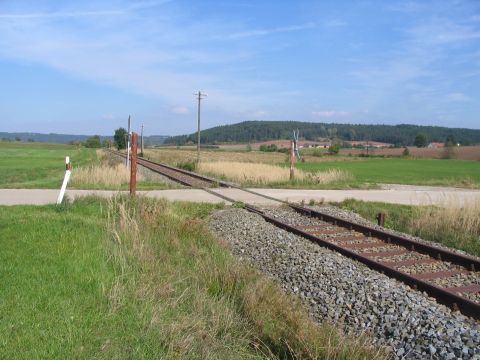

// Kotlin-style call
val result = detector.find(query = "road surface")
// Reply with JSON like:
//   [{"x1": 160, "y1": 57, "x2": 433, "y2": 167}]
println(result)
[{"x1": 1, "y1": 186, "x2": 479, "y2": 207}]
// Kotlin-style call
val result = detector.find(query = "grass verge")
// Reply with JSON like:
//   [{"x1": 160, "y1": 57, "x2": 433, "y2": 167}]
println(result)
[
  {"x1": 0, "y1": 197, "x2": 383, "y2": 359},
  {"x1": 335, "y1": 198, "x2": 480, "y2": 258}
]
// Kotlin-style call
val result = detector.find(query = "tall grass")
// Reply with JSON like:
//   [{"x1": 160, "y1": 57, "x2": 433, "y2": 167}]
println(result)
[
  {"x1": 105, "y1": 196, "x2": 384, "y2": 358},
  {"x1": 71, "y1": 163, "x2": 144, "y2": 187},
  {"x1": 411, "y1": 198, "x2": 480, "y2": 256},
  {"x1": 198, "y1": 161, "x2": 352, "y2": 185},
  {"x1": 337, "y1": 198, "x2": 480, "y2": 257}
]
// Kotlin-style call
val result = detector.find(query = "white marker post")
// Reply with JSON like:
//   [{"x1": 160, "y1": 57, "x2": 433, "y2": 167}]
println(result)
[{"x1": 57, "y1": 156, "x2": 72, "y2": 204}]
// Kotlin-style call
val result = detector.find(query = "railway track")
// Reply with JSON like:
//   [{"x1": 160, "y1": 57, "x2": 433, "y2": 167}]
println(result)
[{"x1": 109, "y1": 150, "x2": 480, "y2": 319}]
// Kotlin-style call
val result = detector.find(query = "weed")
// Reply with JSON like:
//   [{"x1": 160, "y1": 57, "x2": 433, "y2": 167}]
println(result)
[{"x1": 176, "y1": 161, "x2": 197, "y2": 172}]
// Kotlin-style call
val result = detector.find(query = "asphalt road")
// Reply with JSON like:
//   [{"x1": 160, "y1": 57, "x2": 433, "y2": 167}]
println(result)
[{"x1": 1, "y1": 186, "x2": 479, "y2": 207}]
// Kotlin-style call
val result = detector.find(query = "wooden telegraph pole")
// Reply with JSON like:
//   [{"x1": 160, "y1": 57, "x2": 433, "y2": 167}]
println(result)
[
  {"x1": 140, "y1": 124, "x2": 144, "y2": 157},
  {"x1": 130, "y1": 132, "x2": 138, "y2": 195},
  {"x1": 126, "y1": 115, "x2": 131, "y2": 167},
  {"x1": 194, "y1": 91, "x2": 207, "y2": 163}
]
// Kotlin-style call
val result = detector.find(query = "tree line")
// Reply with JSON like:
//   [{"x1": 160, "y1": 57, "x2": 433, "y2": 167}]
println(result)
[{"x1": 164, "y1": 121, "x2": 480, "y2": 146}]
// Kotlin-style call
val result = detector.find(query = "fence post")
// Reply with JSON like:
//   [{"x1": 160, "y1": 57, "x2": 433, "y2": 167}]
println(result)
[{"x1": 130, "y1": 132, "x2": 138, "y2": 195}]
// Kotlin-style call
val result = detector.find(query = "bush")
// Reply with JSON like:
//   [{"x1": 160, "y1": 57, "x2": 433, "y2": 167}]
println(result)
[
  {"x1": 259, "y1": 144, "x2": 278, "y2": 152},
  {"x1": 84, "y1": 135, "x2": 101, "y2": 148},
  {"x1": 328, "y1": 143, "x2": 340, "y2": 155},
  {"x1": 177, "y1": 161, "x2": 197, "y2": 172}
]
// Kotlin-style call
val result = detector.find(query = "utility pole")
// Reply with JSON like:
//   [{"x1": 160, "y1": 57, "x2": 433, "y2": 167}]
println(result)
[
  {"x1": 130, "y1": 132, "x2": 138, "y2": 195},
  {"x1": 126, "y1": 115, "x2": 131, "y2": 167},
  {"x1": 141, "y1": 124, "x2": 144, "y2": 157},
  {"x1": 194, "y1": 91, "x2": 207, "y2": 163}
]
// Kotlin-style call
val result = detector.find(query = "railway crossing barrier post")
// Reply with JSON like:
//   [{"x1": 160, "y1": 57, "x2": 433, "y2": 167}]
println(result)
[{"x1": 130, "y1": 132, "x2": 138, "y2": 195}]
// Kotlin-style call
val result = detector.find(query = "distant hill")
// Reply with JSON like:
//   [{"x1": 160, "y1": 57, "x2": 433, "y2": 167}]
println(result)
[
  {"x1": 0, "y1": 132, "x2": 170, "y2": 145},
  {"x1": 164, "y1": 121, "x2": 480, "y2": 146}
]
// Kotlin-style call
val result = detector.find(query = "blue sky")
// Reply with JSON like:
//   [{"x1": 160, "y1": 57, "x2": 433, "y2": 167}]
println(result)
[{"x1": 0, "y1": 0, "x2": 479, "y2": 136}]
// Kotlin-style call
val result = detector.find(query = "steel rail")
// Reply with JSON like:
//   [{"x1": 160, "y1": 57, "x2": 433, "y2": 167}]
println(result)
[{"x1": 108, "y1": 149, "x2": 480, "y2": 319}]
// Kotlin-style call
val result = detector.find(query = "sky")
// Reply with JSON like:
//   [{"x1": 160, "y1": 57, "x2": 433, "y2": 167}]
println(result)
[{"x1": 0, "y1": 0, "x2": 479, "y2": 136}]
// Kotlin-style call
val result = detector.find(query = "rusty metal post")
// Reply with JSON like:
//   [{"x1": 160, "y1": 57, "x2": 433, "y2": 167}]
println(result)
[
  {"x1": 130, "y1": 132, "x2": 138, "y2": 195},
  {"x1": 376, "y1": 212, "x2": 385, "y2": 227},
  {"x1": 289, "y1": 140, "x2": 295, "y2": 180}
]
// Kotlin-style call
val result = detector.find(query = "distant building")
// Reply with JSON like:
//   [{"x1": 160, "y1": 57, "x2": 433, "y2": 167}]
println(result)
[
  {"x1": 349, "y1": 141, "x2": 393, "y2": 149},
  {"x1": 427, "y1": 142, "x2": 445, "y2": 149}
]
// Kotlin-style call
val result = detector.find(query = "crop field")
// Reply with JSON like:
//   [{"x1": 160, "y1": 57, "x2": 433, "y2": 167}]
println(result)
[
  {"x1": 148, "y1": 148, "x2": 480, "y2": 189},
  {"x1": 0, "y1": 196, "x2": 379, "y2": 358},
  {"x1": 339, "y1": 145, "x2": 480, "y2": 160},
  {"x1": 145, "y1": 147, "x2": 287, "y2": 164}
]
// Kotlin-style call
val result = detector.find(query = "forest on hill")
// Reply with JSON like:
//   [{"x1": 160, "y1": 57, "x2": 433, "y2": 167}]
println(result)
[
  {"x1": 164, "y1": 121, "x2": 480, "y2": 146},
  {"x1": 0, "y1": 132, "x2": 169, "y2": 145}
]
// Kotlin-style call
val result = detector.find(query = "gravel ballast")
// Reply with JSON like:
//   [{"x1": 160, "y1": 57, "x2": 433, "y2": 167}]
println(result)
[{"x1": 209, "y1": 206, "x2": 480, "y2": 359}]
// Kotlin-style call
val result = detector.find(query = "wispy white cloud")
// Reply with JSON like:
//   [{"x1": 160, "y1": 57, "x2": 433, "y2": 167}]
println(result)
[
  {"x1": 446, "y1": 92, "x2": 471, "y2": 102},
  {"x1": 223, "y1": 22, "x2": 315, "y2": 39},
  {"x1": 312, "y1": 110, "x2": 350, "y2": 118},
  {"x1": 324, "y1": 19, "x2": 346, "y2": 28},
  {"x1": 0, "y1": 0, "x2": 170, "y2": 19},
  {"x1": 388, "y1": 1, "x2": 427, "y2": 13},
  {"x1": 0, "y1": 1, "x2": 273, "y2": 116},
  {"x1": 0, "y1": 9, "x2": 125, "y2": 19},
  {"x1": 101, "y1": 114, "x2": 115, "y2": 120},
  {"x1": 171, "y1": 106, "x2": 190, "y2": 115}
]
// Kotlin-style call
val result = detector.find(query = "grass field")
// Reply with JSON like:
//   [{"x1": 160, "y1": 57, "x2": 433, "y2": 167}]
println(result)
[
  {"x1": 296, "y1": 158, "x2": 480, "y2": 188},
  {"x1": 336, "y1": 199, "x2": 480, "y2": 257},
  {"x1": 3, "y1": 143, "x2": 478, "y2": 190},
  {"x1": 0, "y1": 142, "x2": 97, "y2": 188},
  {"x1": 0, "y1": 143, "x2": 174, "y2": 190},
  {"x1": 147, "y1": 148, "x2": 480, "y2": 188},
  {"x1": 0, "y1": 197, "x2": 382, "y2": 358}
]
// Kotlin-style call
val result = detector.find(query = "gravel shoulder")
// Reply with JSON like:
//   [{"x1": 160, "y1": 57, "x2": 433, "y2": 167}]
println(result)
[{"x1": 209, "y1": 206, "x2": 480, "y2": 360}]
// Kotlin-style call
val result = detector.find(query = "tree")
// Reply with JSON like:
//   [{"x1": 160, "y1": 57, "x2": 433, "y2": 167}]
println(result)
[
  {"x1": 445, "y1": 134, "x2": 456, "y2": 147},
  {"x1": 102, "y1": 139, "x2": 113, "y2": 148},
  {"x1": 114, "y1": 128, "x2": 127, "y2": 149},
  {"x1": 328, "y1": 143, "x2": 340, "y2": 155},
  {"x1": 414, "y1": 133, "x2": 427, "y2": 147},
  {"x1": 84, "y1": 135, "x2": 101, "y2": 148}
]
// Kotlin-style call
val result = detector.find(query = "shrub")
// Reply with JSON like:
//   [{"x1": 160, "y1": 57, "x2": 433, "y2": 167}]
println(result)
[
  {"x1": 328, "y1": 143, "x2": 340, "y2": 155},
  {"x1": 176, "y1": 161, "x2": 197, "y2": 172},
  {"x1": 259, "y1": 144, "x2": 278, "y2": 152}
]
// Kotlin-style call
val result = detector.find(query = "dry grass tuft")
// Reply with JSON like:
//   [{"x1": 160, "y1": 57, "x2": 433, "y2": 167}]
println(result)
[
  {"x1": 198, "y1": 161, "x2": 352, "y2": 185},
  {"x1": 103, "y1": 196, "x2": 384, "y2": 358},
  {"x1": 412, "y1": 197, "x2": 480, "y2": 256},
  {"x1": 71, "y1": 163, "x2": 144, "y2": 187}
]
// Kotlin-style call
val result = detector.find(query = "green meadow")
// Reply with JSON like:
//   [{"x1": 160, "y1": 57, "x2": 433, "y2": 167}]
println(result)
[
  {"x1": 296, "y1": 158, "x2": 480, "y2": 188},
  {"x1": 0, "y1": 142, "x2": 97, "y2": 188}
]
